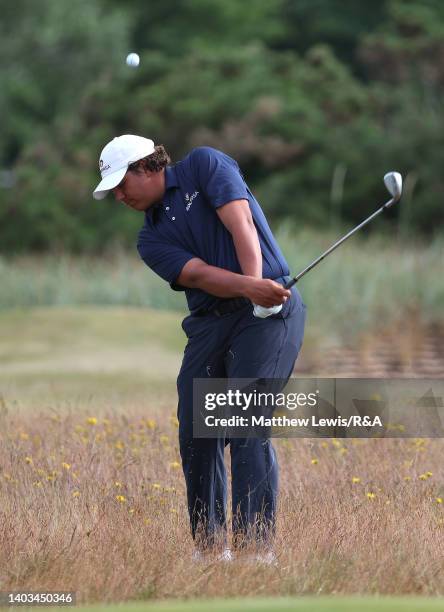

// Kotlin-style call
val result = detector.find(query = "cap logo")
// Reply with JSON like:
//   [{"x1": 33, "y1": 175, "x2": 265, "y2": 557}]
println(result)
[{"x1": 99, "y1": 159, "x2": 111, "y2": 172}]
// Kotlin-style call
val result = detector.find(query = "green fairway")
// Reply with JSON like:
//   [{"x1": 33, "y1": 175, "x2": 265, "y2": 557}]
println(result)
[
  {"x1": 42, "y1": 596, "x2": 444, "y2": 612},
  {"x1": 0, "y1": 307, "x2": 185, "y2": 408}
]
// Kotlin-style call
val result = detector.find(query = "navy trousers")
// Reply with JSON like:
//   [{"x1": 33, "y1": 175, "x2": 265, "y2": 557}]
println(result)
[{"x1": 177, "y1": 286, "x2": 306, "y2": 549}]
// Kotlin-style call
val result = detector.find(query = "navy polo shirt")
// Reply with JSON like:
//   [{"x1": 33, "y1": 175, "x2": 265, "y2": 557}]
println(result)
[{"x1": 137, "y1": 147, "x2": 290, "y2": 313}]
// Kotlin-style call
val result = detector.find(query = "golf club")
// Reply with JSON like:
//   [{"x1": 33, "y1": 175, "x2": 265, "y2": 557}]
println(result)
[{"x1": 284, "y1": 171, "x2": 403, "y2": 289}]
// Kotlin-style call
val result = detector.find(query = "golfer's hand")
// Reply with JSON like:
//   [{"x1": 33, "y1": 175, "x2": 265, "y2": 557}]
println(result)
[{"x1": 245, "y1": 278, "x2": 290, "y2": 308}]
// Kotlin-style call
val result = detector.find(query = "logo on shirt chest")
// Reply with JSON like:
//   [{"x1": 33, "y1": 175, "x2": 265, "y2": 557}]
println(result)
[{"x1": 185, "y1": 191, "x2": 199, "y2": 211}]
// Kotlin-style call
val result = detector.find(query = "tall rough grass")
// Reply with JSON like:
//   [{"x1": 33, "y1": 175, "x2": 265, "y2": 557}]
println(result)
[
  {"x1": 1, "y1": 230, "x2": 443, "y2": 338},
  {"x1": 1, "y1": 404, "x2": 444, "y2": 604}
]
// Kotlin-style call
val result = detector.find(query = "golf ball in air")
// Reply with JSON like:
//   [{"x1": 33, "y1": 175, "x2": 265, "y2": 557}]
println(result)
[{"x1": 126, "y1": 53, "x2": 140, "y2": 68}]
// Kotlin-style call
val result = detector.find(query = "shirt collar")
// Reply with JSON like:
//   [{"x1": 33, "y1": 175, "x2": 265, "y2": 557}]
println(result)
[
  {"x1": 164, "y1": 165, "x2": 179, "y2": 190},
  {"x1": 145, "y1": 166, "x2": 179, "y2": 223}
]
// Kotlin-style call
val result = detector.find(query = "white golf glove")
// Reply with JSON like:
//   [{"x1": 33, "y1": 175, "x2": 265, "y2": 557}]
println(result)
[{"x1": 252, "y1": 303, "x2": 283, "y2": 319}]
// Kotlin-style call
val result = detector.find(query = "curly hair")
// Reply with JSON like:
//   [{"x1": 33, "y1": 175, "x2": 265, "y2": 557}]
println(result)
[{"x1": 127, "y1": 145, "x2": 171, "y2": 173}]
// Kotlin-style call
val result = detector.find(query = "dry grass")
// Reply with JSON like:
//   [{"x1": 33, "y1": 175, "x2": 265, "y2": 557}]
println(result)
[
  {"x1": 1, "y1": 307, "x2": 443, "y2": 605},
  {"x1": 1, "y1": 404, "x2": 444, "y2": 605}
]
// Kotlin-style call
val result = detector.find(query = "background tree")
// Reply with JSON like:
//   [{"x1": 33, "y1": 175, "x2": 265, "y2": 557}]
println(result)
[{"x1": 1, "y1": 0, "x2": 443, "y2": 251}]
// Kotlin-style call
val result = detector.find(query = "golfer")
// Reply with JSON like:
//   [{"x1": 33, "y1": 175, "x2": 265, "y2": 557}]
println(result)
[{"x1": 93, "y1": 135, "x2": 306, "y2": 562}]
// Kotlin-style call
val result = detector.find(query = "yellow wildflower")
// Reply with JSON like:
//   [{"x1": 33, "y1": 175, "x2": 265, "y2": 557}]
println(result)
[
  {"x1": 414, "y1": 438, "x2": 426, "y2": 447},
  {"x1": 61, "y1": 462, "x2": 71, "y2": 470},
  {"x1": 311, "y1": 458, "x2": 318, "y2": 465},
  {"x1": 146, "y1": 419, "x2": 156, "y2": 430},
  {"x1": 386, "y1": 423, "x2": 404, "y2": 432},
  {"x1": 33, "y1": 481, "x2": 42, "y2": 487},
  {"x1": 170, "y1": 461, "x2": 181, "y2": 469},
  {"x1": 115, "y1": 440, "x2": 125, "y2": 450},
  {"x1": 366, "y1": 492, "x2": 376, "y2": 500},
  {"x1": 352, "y1": 477, "x2": 361, "y2": 484},
  {"x1": 152, "y1": 483, "x2": 161, "y2": 490},
  {"x1": 404, "y1": 476, "x2": 411, "y2": 481},
  {"x1": 19, "y1": 432, "x2": 29, "y2": 440},
  {"x1": 116, "y1": 495, "x2": 127, "y2": 503},
  {"x1": 72, "y1": 491, "x2": 80, "y2": 498},
  {"x1": 25, "y1": 456, "x2": 33, "y2": 465},
  {"x1": 86, "y1": 417, "x2": 98, "y2": 426},
  {"x1": 426, "y1": 471, "x2": 433, "y2": 478},
  {"x1": 114, "y1": 481, "x2": 123, "y2": 488},
  {"x1": 160, "y1": 435, "x2": 169, "y2": 444},
  {"x1": 419, "y1": 473, "x2": 429, "y2": 481},
  {"x1": 436, "y1": 498, "x2": 443, "y2": 504}
]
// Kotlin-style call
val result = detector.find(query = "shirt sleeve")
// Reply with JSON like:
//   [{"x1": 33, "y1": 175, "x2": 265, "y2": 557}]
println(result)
[
  {"x1": 137, "y1": 227, "x2": 196, "y2": 291},
  {"x1": 190, "y1": 147, "x2": 249, "y2": 209}
]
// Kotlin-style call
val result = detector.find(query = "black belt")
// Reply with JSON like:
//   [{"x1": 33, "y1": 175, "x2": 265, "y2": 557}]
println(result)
[{"x1": 197, "y1": 297, "x2": 250, "y2": 317}]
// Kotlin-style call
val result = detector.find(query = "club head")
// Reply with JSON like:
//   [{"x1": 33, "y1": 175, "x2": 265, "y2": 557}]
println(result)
[{"x1": 383, "y1": 172, "x2": 403, "y2": 206}]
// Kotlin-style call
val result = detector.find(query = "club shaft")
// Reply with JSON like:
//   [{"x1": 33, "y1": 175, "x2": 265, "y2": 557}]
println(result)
[{"x1": 285, "y1": 197, "x2": 394, "y2": 289}]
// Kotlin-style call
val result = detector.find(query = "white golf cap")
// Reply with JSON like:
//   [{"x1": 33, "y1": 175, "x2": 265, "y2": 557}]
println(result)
[{"x1": 93, "y1": 134, "x2": 155, "y2": 200}]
